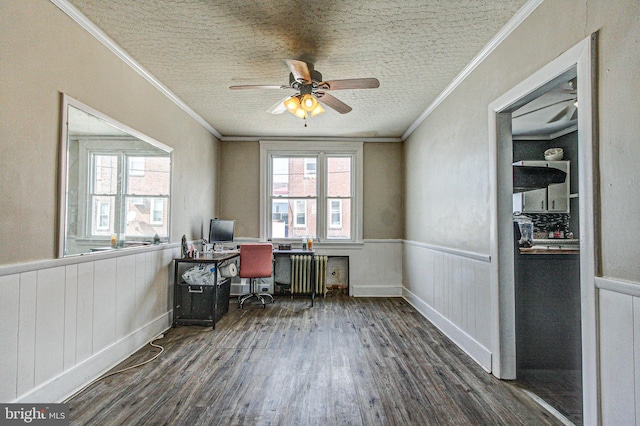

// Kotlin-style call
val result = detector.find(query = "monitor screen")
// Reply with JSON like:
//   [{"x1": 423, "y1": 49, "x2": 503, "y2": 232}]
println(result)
[{"x1": 209, "y1": 219, "x2": 235, "y2": 243}]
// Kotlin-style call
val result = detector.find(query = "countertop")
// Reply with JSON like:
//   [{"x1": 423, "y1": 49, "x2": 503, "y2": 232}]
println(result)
[{"x1": 519, "y1": 238, "x2": 579, "y2": 255}]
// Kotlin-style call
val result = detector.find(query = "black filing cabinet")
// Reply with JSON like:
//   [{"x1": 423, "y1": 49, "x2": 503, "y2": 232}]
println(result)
[{"x1": 173, "y1": 253, "x2": 239, "y2": 328}]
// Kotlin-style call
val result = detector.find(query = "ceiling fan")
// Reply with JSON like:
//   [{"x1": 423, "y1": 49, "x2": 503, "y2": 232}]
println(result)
[
  {"x1": 547, "y1": 77, "x2": 578, "y2": 123},
  {"x1": 512, "y1": 78, "x2": 578, "y2": 125},
  {"x1": 230, "y1": 59, "x2": 379, "y2": 123}
]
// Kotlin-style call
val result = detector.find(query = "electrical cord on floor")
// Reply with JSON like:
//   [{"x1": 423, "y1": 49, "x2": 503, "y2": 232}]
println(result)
[{"x1": 63, "y1": 334, "x2": 166, "y2": 403}]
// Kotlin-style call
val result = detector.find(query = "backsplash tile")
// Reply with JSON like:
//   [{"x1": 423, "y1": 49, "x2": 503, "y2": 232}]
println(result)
[{"x1": 527, "y1": 213, "x2": 570, "y2": 234}]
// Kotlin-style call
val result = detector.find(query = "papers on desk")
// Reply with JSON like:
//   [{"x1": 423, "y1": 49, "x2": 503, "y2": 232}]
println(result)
[{"x1": 182, "y1": 265, "x2": 216, "y2": 285}]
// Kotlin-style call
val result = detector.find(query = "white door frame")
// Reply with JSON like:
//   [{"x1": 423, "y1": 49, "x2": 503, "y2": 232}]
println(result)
[{"x1": 488, "y1": 34, "x2": 599, "y2": 422}]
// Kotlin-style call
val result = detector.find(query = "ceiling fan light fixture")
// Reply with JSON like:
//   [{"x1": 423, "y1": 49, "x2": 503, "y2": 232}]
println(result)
[
  {"x1": 300, "y1": 94, "x2": 318, "y2": 112},
  {"x1": 284, "y1": 95, "x2": 301, "y2": 112},
  {"x1": 293, "y1": 107, "x2": 307, "y2": 119},
  {"x1": 310, "y1": 103, "x2": 324, "y2": 117}
]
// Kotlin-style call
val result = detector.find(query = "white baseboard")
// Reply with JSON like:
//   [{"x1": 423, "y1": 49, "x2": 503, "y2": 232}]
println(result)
[
  {"x1": 15, "y1": 312, "x2": 172, "y2": 403},
  {"x1": 403, "y1": 287, "x2": 492, "y2": 372},
  {"x1": 351, "y1": 284, "x2": 403, "y2": 297}
]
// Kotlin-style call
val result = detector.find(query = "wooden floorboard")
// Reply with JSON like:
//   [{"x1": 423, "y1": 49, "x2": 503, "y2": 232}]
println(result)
[
  {"x1": 515, "y1": 369, "x2": 582, "y2": 425},
  {"x1": 68, "y1": 295, "x2": 562, "y2": 425}
]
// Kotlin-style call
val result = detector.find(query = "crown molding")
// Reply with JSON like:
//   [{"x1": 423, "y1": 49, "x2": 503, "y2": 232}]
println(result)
[
  {"x1": 220, "y1": 136, "x2": 402, "y2": 143},
  {"x1": 402, "y1": 0, "x2": 545, "y2": 141},
  {"x1": 50, "y1": 0, "x2": 223, "y2": 140}
]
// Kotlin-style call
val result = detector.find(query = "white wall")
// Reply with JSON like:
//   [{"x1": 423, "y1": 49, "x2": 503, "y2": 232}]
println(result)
[
  {"x1": 402, "y1": 0, "x2": 640, "y2": 424},
  {"x1": 0, "y1": 245, "x2": 178, "y2": 402}
]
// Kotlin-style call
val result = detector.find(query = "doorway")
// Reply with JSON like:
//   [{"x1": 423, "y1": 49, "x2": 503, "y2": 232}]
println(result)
[
  {"x1": 488, "y1": 35, "x2": 599, "y2": 424},
  {"x1": 511, "y1": 69, "x2": 582, "y2": 424}
]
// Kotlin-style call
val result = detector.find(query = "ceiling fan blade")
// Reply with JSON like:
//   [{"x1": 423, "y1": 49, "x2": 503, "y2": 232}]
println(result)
[
  {"x1": 318, "y1": 78, "x2": 380, "y2": 90},
  {"x1": 285, "y1": 59, "x2": 311, "y2": 84},
  {"x1": 569, "y1": 106, "x2": 578, "y2": 121},
  {"x1": 267, "y1": 96, "x2": 290, "y2": 114},
  {"x1": 547, "y1": 106, "x2": 570, "y2": 124},
  {"x1": 230, "y1": 85, "x2": 292, "y2": 90},
  {"x1": 315, "y1": 92, "x2": 352, "y2": 114}
]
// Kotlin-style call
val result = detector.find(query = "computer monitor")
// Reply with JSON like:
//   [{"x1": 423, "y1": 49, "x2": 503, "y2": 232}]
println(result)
[{"x1": 209, "y1": 219, "x2": 235, "y2": 243}]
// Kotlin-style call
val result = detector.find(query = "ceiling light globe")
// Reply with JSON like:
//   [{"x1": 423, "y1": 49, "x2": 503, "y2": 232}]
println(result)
[
  {"x1": 284, "y1": 96, "x2": 300, "y2": 112},
  {"x1": 300, "y1": 94, "x2": 318, "y2": 112},
  {"x1": 310, "y1": 103, "x2": 325, "y2": 117},
  {"x1": 294, "y1": 107, "x2": 307, "y2": 119}
]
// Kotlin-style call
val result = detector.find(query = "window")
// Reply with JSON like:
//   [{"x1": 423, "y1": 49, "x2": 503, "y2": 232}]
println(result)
[
  {"x1": 96, "y1": 200, "x2": 111, "y2": 231},
  {"x1": 304, "y1": 158, "x2": 316, "y2": 177},
  {"x1": 294, "y1": 200, "x2": 307, "y2": 227},
  {"x1": 60, "y1": 97, "x2": 173, "y2": 257},
  {"x1": 88, "y1": 151, "x2": 170, "y2": 239},
  {"x1": 128, "y1": 157, "x2": 145, "y2": 176},
  {"x1": 260, "y1": 141, "x2": 362, "y2": 243},
  {"x1": 150, "y1": 198, "x2": 164, "y2": 225},
  {"x1": 329, "y1": 199, "x2": 342, "y2": 228}
]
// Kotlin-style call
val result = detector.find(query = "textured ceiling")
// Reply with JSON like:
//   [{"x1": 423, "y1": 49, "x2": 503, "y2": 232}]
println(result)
[{"x1": 66, "y1": 0, "x2": 530, "y2": 139}]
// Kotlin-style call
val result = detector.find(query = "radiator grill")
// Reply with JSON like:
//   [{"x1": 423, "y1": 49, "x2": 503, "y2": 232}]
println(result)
[{"x1": 290, "y1": 255, "x2": 327, "y2": 296}]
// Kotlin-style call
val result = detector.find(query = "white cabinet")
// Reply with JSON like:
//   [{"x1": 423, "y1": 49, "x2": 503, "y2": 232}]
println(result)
[{"x1": 513, "y1": 161, "x2": 570, "y2": 214}]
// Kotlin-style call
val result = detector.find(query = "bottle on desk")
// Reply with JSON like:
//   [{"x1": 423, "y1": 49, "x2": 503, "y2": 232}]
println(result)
[
  {"x1": 301, "y1": 237, "x2": 308, "y2": 250},
  {"x1": 307, "y1": 237, "x2": 313, "y2": 251}
]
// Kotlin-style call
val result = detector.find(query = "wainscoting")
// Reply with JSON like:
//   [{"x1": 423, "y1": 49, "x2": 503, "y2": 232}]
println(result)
[
  {"x1": 0, "y1": 244, "x2": 179, "y2": 403},
  {"x1": 596, "y1": 276, "x2": 640, "y2": 426},
  {"x1": 315, "y1": 239, "x2": 404, "y2": 297},
  {"x1": 402, "y1": 241, "x2": 492, "y2": 371}
]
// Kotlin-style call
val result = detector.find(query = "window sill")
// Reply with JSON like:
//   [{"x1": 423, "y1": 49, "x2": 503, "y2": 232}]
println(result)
[{"x1": 270, "y1": 240, "x2": 365, "y2": 250}]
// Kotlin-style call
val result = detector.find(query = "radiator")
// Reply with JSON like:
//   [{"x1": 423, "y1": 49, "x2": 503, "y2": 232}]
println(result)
[{"x1": 290, "y1": 255, "x2": 328, "y2": 296}]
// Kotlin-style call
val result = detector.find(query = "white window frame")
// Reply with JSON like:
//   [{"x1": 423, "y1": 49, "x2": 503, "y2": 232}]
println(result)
[
  {"x1": 260, "y1": 141, "x2": 363, "y2": 244},
  {"x1": 83, "y1": 148, "x2": 170, "y2": 239}
]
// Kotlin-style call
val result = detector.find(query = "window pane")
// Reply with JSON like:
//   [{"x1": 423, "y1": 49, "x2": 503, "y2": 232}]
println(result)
[
  {"x1": 128, "y1": 157, "x2": 145, "y2": 176},
  {"x1": 271, "y1": 199, "x2": 316, "y2": 239},
  {"x1": 304, "y1": 158, "x2": 316, "y2": 177},
  {"x1": 126, "y1": 156, "x2": 170, "y2": 195},
  {"x1": 327, "y1": 198, "x2": 350, "y2": 239},
  {"x1": 327, "y1": 157, "x2": 351, "y2": 197},
  {"x1": 91, "y1": 195, "x2": 115, "y2": 235},
  {"x1": 93, "y1": 155, "x2": 118, "y2": 194},
  {"x1": 151, "y1": 198, "x2": 164, "y2": 224},
  {"x1": 125, "y1": 196, "x2": 169, "y2": 237},
  {"x1": 330, "y1": 200, "x2": 342, "y2": 227},
  {"x1": 272, "y1": 157, "x2": 317, "y2": 197}
]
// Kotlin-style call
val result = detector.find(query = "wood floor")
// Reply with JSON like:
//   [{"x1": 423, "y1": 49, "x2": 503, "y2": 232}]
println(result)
[
  {"x1": 68, "y1": 295, "x2": 563, "y2": 425},
  {"x1": 515, "y1": 369, "x2": 582, "y2": 425}
]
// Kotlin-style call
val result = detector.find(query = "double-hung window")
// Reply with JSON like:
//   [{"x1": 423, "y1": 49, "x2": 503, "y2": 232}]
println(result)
[
  {"x1": 260, "y1": 141, "x2": 362, "y2": 243},
  {"x1": 85, "y1": 145, "x2": 171, "y2": 240}
]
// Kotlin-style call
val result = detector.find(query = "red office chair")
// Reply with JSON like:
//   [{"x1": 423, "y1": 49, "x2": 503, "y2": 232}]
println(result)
[{"x1": 238, "y1": 243, "x2": 274, "y2": 309}]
